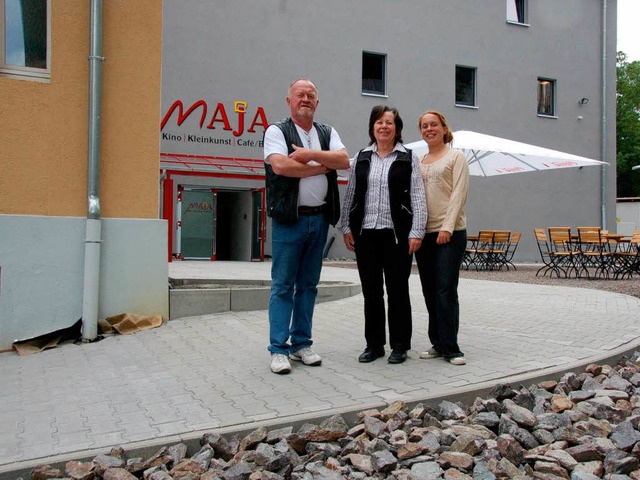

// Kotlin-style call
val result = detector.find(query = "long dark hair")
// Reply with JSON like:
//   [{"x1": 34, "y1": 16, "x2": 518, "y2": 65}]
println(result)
[{"x1": 368, "y1": 105, "x2": 403, "y2": 145}]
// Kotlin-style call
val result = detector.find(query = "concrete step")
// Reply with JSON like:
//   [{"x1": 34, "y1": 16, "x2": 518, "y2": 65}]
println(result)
[{"x1": 168, "y1": 278, "x2": 361, "y2": 319}]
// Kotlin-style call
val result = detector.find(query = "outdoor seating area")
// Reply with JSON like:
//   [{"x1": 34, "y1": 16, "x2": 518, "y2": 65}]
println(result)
[
  {"x1": 462, "y1": 230, "x2": 522, "y2": 271},
  {"x1": 533, "y1": 227, "x2": 640, "y2": 279}
]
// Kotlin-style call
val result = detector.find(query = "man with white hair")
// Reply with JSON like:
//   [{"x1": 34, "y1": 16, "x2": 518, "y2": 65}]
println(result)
[{"x1": 263, "y1": 78, "x2": 349, "y2": 374}]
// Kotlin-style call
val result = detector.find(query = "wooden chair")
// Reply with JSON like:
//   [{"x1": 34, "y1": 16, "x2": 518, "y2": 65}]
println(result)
[
  {"x1": 547, "y1": 227, "x2": 580, "y2": 277},
  {"x1": 613, "y1": 231, "x2": 640, "y2": 279},
  {"x1": 503, "y1": 231, "x2": 522, "y2": 270},
  {"x1": 461, "y1": 233, "x2": 478, "y2": 270},
  {"x1": 467, "y1": 230, "x2": 496, "y2": 270},
  {"x1": 489, "y1": 230, "x2": 511, "y2": 270},
  {"x1": 576, "y1": 227, "x2": 613, "y2": 279},
  {"x1": 534, "y1": 228, "x2": 565, "y2": 278}
]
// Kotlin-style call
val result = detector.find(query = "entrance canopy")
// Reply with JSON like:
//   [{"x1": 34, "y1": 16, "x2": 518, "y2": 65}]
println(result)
[{"x1": 160, "y1": 153, "x2": 265, "y2": 176}]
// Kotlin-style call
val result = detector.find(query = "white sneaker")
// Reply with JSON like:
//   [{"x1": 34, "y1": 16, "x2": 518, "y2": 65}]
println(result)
[
  {"x1": 270, "y1": 353, "x2": 291, "y2": 374},
  {"x1": 449, "y1": 356, "x2": 467, "y2": 365},
  {"x1": 290, "y1": 347, "x2": 322, "y2": 366},
  {"x1": 420, "y1": 347, "x2": 441, "y2": 359}
]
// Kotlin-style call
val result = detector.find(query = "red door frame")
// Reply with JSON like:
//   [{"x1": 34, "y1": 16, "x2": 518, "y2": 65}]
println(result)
[{"x1": 161, "y1": 169, "x2": 265, "y2": 262}]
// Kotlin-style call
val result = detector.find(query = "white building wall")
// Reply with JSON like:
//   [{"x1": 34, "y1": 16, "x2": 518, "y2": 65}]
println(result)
[
  {"x1": 617, "y1": 200, "x2": 640, "y2": 236},
  {"x1": 0, "y1": 215, "x2": 168, "y2": 350}
]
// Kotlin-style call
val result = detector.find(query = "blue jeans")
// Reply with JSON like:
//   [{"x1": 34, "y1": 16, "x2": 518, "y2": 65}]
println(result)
[
  {"x1": 415, "y1": 230, "x2": 467, "y2": 358},
  {"x1": 268, "y1": 213, "x2": 329, "y2": 354}
]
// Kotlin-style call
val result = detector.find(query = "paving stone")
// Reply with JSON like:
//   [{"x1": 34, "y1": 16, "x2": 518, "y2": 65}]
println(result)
[{"x1": 1, "y1": 263, "x2": 640, "y2": 470}]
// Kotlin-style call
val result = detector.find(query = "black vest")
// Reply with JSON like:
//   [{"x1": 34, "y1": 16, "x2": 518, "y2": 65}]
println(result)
[
  {"x1": 348, "y1": 148, "x2": 414, "y2": 241},
  {"x1": 264, "y1": 117, "x2": 340, "y2": 226}
]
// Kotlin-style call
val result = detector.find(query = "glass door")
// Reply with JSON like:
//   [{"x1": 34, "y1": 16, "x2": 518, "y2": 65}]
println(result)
[{"x1": 180, "y1": 188, "x2": 216, "y2": 260}]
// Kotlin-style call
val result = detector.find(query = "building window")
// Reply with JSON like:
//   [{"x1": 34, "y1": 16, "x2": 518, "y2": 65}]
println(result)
[
  {"x1": 506, "y1": 0, "x2": 527, "y2": 24},
  {"x1": 455, "y1": 65, "x2": 476, "y2": 107},
  {"x1": 537, "y1": 78, "x2": 556, "y2": 116},
  {"x1": 362, "y1": 51, "x2": 386, "y2": 96},
  {"x1": 0, "y1": 0, "x2": 50, "y2": 80}
]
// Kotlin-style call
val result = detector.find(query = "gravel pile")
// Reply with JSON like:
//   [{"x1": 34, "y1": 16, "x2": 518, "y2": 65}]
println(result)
[{"x1": 27, "y1": 353, "x2": 640, "y2": 480}]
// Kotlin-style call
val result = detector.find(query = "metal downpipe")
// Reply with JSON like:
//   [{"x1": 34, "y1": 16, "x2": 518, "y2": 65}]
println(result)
[
  {"x1": 81, "y1": 0, "x2": 104, "y2": 341},
  {"x1": 600, "y1": 0, "x2": 608, "y2": 228}
]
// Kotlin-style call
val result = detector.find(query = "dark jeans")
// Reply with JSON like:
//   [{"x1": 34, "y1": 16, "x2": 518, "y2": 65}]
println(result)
[
  {"x1": 415, "y1": 229, "x2": 467, "y2": 358},
  {"x1": 355, "y1": 229, "x2": 413, "y2": 352}
]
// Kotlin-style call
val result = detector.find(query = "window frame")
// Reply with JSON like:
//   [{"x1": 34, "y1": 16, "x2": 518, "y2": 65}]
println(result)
[
  {"x1": 506, "y1": 0, "x2": 529, "y2": 26},
  {"x1": 0, "y1": 0, "x2": 51, "y2": 81},
  {"x1": 537, "y1": 77, "x2": 557, "y2": 118},
  {"x1": 455, "y1": 65, "x2": 477, "y2": 108},
  {"x1": 361, "y1": 51, "x2": 387, "y2": 97}
]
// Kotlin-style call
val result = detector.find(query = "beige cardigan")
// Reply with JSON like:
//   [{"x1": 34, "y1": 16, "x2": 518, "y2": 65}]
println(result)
[{"x1": 419, "y1": 148, "x2": 469, "y2": 234}]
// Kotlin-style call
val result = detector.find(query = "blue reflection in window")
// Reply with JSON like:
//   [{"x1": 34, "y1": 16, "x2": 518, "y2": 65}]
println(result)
[
  {"x1": 5, "y1": 0, "x2": 46, "y2": 69},
  {"x1": 5, "y1": 0, "x2": 26, "y2": 66}
]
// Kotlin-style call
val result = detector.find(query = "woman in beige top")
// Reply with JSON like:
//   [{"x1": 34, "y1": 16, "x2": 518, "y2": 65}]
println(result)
[{"x1": 415, "y1": 110, "x2": 469, "y2": 365}]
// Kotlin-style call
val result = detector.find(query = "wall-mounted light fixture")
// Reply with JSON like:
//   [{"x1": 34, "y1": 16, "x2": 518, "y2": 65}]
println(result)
[{"x1": 578, "y1": 97, "x2": 589, "y2": 105}]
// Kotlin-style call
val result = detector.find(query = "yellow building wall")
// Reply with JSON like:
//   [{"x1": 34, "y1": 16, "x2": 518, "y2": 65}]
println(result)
[{"x1": 0, "y1": 1, "x2": 162, "y2": 218}]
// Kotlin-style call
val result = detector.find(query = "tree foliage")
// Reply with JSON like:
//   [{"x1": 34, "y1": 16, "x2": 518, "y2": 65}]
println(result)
[{"x1": 617, "y1": 52, "x2": 640, "y2": 197}]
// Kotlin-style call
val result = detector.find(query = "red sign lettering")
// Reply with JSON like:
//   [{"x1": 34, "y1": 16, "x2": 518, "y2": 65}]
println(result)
[
  {"x1": 160, "y1": 100, "x2": 207, "y2": 130},
  {"x1": 207, "y1": 103, "x2": 233, "y2": 132},
  {"x1": 550, "y1": 161, "x2": 578, "y2": 168},
  {"x1": 161, "y1": 99, "x2": 269, "y2": 137},
  {"x1": 248, "y1": 107, "x2": 268, "y2": 133}
]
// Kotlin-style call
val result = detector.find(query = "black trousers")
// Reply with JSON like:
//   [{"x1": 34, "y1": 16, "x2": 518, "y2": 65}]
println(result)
[
  {"x1": 354, "y1": 229, "x2": 413, "y2": 352},
  {"x1": 415, "y1": 230, "x2": 467, "y2": 358}
]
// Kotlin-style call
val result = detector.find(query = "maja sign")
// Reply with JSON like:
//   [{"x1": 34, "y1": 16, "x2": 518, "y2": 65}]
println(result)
[
  {"x1": 184, "y1": 201, "x2": 213, "y2": 214},
  {"x1": 161, "y1": 99, "x2": 269, "y2": 140}
]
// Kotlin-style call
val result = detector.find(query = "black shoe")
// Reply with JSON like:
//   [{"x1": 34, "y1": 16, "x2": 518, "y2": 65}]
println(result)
[
  {"x1": 358, "y1": 347, "x2": 385, "y2": 363},
  {"x1": 388, "y1": 350, "x2": 407, "y2": 364}
]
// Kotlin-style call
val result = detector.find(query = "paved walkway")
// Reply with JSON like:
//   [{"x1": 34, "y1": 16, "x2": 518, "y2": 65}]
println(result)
[{"x1": 2, "y1": 261, "x2": 640, "y2": 477}]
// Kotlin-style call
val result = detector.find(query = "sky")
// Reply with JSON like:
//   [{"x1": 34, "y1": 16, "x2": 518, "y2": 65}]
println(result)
[{"x1": 618, "y1": 0, "x2": 640, "y2": 61}]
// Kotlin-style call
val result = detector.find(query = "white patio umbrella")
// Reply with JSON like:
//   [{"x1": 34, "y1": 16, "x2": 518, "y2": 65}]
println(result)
[{"x1": 404, "y1": 130, "x2": 608, "y2": 176}]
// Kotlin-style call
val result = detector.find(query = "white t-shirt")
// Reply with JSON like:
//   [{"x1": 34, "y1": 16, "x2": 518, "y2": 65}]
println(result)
[{"x1": 264, "y1": 123, "x2": 346, "y2": 207}]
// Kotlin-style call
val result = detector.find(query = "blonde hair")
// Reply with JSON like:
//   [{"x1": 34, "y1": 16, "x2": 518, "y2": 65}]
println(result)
[{"x1": 418, "y1": 110, "x2": 454, "y2": 144}]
